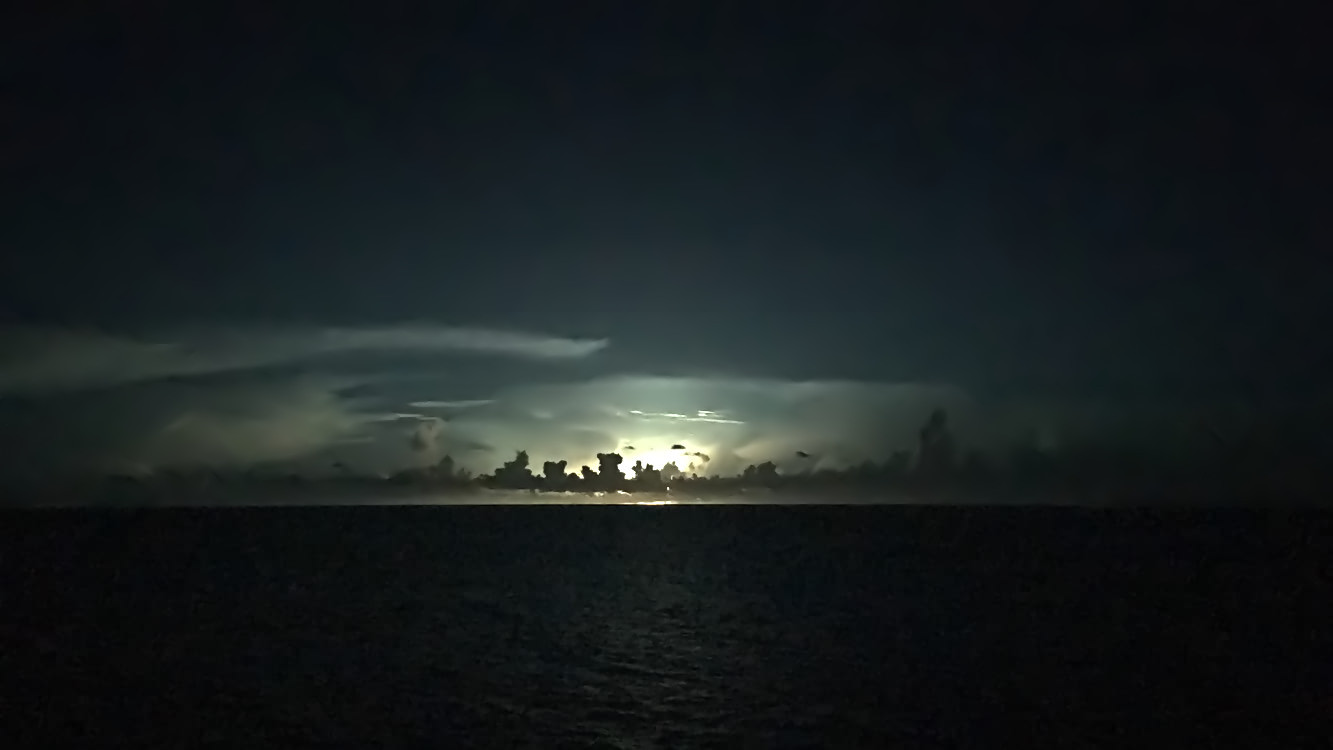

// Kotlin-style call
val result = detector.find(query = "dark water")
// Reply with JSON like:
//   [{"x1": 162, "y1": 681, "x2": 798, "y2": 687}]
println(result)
[{"x1": 2, "y1": 505, "x2": 1328, "y2": 746}]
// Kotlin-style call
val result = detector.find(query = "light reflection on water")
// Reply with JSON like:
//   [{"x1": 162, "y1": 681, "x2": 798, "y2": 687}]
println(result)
[{"x1": 355, "y1": 489, "x2": 910, "y2": 506}]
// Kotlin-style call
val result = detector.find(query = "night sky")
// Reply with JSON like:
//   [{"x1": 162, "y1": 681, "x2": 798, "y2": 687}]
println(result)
[{"x1": 1, "y1": 4, "x2": 1326, "y2": 480}]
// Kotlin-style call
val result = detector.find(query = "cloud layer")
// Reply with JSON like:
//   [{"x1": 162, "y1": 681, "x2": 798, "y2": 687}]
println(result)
[
  {"x1": 0, "y1": 360, "x2": 1002, "y2": 479},
  {"x1": 0, "y1": 323, "x2": 1224, "y2": 484}
]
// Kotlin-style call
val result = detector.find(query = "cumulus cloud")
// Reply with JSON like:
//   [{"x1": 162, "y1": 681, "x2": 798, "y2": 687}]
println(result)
[{"x1": 0, "y1": 323, "x2": 608, "y2": 394}]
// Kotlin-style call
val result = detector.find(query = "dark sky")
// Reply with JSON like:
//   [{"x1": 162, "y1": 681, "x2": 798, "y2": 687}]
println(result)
[{"x1": 1, "y1": 4, "x2": 1327, "y2": 477}]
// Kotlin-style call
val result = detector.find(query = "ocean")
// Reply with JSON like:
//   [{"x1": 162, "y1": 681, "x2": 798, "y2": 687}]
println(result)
[{"x1": 2, "y1": 502, "x2": 1327, "y2": 746}]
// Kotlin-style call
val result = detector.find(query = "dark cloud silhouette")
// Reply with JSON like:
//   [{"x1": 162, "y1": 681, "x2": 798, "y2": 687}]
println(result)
[
  {"x1": 542, "y1": 460, "x2": 568, "y2": 483},
  {"x1": 493, "y1": 450, "x2": 534, "y2": 487},
  {"x1": 596, "y1": 452, "x2": 624, "y2": 482}
]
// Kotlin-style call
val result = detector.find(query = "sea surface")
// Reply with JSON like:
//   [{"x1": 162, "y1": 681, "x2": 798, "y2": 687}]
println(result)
[{"x1": 2, "y1": 501, "x2": 1328, "y2": 746}]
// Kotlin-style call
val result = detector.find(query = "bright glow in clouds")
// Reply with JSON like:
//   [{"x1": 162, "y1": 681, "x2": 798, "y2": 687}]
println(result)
[
  {"x1": 0, "y1": 344, "x2": 1110, "y2": 478},
  {"x1": 622, "y1": 444, "x2": 694, "y2": 475},
  {"x1": 391, "y1": 375, "x2": 983, "y2": 477}
]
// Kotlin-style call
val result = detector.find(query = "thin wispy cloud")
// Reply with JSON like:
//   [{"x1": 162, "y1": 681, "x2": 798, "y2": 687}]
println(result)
[
  {"x1": 310, "y1": 326, "x2": 607, "y2": 360},
  {"x1": 0, "y1": 324, "x2": 608, "y2": 394},
  {"x1": 409, "y1": 399, "x2": 496, "y2": 409},
  {"x1": 627, "y1": 409, "x2": 745, "y2": 424}
]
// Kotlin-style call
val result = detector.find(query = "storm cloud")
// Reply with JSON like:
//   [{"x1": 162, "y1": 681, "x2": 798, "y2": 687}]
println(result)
[
  {"x1": 378, "y1": 376, "x2": 989, "y2": 475},
  {"x1": 0, "y1": 334, "x2": 1217, "y2": 481}
]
